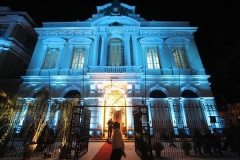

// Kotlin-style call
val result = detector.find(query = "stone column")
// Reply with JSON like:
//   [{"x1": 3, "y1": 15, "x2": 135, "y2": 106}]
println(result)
[
  {"x1": 37, "y1": 44, "x2": 48, "y2": 69},
  {"x1": 84, "y1": 45, "x2": 91, "y2": 68},
  {"x1": 140, "y1": 44, "x2": 146, "y2": 68},
  {"x1": 65, "y1": 44, "x2": 74, "y2": 69},
  {"x1": 92, "y1": 35, "x2": 100, "y2": 66},
  {"x1": 166, "y1": 45, "x2": 176, "y2": 69},
  {"x1": 132, "y1": 35, "x2": 139, "y2": 65},
  {"x1": 55, "y1": 46, "x2": 64, "y2": 69},
  {"x1": 157, "y1": 44, "x2": 165, "y2": 68},
  {"x1": 183, "y1": 44, "x2": 190, "y2": 68},
  {"x1": 100, "y1": 35, "x2": 107, "y2": 66},
  {"x1": 124, "y1": 35, "x2": 131, "y2": 66}
]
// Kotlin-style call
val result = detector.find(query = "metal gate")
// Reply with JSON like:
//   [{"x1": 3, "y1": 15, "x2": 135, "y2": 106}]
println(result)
[
  {"x1": 66, "y1": 106, "x2": 91, "y2": 160},
  {"x1": 150, "y1": 102, "x2": 240, "y2": 159},
  {"x1": 133, "y1": 105, "x2": 153, "y2": 160}
]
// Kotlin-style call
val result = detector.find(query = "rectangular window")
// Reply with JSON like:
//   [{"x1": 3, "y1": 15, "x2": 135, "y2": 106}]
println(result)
[
  {"x1": 109, "y1": 44, "x2": 123, "y2": 66},
  {"x1": 42, "y1": 48, "x2": 59, "y2": 69},
  {"x1": 172, "y1": 47, "x2": 189, "y2": 69},
  {"x1": 107, "y1": 38, "x2": 124, "y2": 66},
  {"x1": 0, "y1": 24, "x2": 8, "y2": 37},
  {"x1": 71, "y1": 47, "x2": 85, "y2": 69},
  {"x1": 0, "y1": 50, "x2": 4, "y2": 65},
  {"x1": 146, "y1": 47, "x2": 160, "y2": 69}
]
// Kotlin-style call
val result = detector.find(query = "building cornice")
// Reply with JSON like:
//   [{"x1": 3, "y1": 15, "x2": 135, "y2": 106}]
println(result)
[{"x1": 35, "y1": 27, "x2": 196, "y2": 38}]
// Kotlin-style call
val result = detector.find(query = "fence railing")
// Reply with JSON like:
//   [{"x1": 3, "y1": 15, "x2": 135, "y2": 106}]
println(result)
[{"x1": 0, "y1": 136, "x2": 239, "y2": 159}]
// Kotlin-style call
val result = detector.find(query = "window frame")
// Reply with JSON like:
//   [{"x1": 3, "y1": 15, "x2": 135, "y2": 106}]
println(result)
[
  {"x1": 146, "y1": 47, "x2": 161, "y2": 69},
  {"x1": 42, "y1": 47, "x2": 59, "y2": 69},
  {"x1": 172, "y1": 46, "x2": 190, "y2": 69},
  {"x1": 107, "y1": 38, "x2": 124, "y2": 66},
  {"x1": 71, "y1": 47, "x2": 86, "y2": 69}
]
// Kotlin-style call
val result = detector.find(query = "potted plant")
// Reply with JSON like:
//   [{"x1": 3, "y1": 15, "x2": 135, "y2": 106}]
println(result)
[
  {"x1": 153, "y1": 140, "x2": 164, "y2": 157},
  {"x1": 180, "y1": 139, "x2": 191, "y2": 155}
]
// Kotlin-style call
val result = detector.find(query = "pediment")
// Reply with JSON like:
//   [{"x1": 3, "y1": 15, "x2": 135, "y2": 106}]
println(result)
[
  {"x1": 42, "y1": 38, "x2": 66, "y2": 45},
  {"x1": 139, "y1": 37, "x2": 164, "y2": 45},
  {"x1": 165, "y1": 37, "x2": 190, "y2": 45},
  {"x1": 68, "y1": 37, "x2": 92, "y2": 45},
  {"x1": 92, "y1": 16, "x2": 140, "y2": 26}
]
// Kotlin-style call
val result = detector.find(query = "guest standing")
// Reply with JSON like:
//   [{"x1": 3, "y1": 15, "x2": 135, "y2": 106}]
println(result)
[
  {"x1": 110, "y1": 122, "x2": 126, "y2": 160},
  {"x1": 107, "y1": 118, "x2": 113, "y2": 139}
]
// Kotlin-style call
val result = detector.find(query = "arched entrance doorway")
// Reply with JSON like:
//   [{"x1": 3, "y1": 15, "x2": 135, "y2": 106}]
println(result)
[{"x1": 103, "y1": 87, "x2": 127, "y2": 136}]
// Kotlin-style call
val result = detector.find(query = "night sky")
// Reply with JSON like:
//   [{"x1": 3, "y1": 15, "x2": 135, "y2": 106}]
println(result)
[{"x1": 1, "y1": 0, "x2": 240, "y2": 104}]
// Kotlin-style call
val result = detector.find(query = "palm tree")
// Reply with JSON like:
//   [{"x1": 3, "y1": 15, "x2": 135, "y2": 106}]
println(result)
[
  {"x1": 29, "y1": 87, "x2": 52, "y2": 144},
  {"x1": 0, "y1": 90, "x2": 22, "y2": 157},
  {"x1": 23, "y1": 86, "x2": 59, "y2": 159},
  {"x1": 0, "y1": 90, "x2": 21, "y2": 145}
]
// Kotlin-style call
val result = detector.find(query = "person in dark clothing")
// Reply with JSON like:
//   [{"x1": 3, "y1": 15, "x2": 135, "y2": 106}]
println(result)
[
  {"x1": 222, "y1": 130, "x2": 232, "y2": 151},
  {"x1": 110, "y1": 122, "x2": 126, "y2": 160},
  {"x1": 168, "y1": 129, "x2": 177, "y2": 148},
  {"x1": 193, "y1": 128, "x2": 203, "y2": 155},
  {"x1": 212, "y1": 129, "x2": 223, "y2": 155},
  {"x1": 107, "y1": 118, "x2": 113, "y2": 139},
  {"x1": 202, "y1": 129, "x2": 214, "y2": 155}
]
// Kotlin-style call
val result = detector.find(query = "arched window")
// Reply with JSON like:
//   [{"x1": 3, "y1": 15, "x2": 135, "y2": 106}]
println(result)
[
  {"x1": 146, "y1": 47, "x2": 160, "y2": 69},
  {"x1": 42, "y1": 48, "x2": 59, "y2": 69},
  {"x1": 107, "y1": 38, "x2": 124, "y2": 66},
  {"x1": 64, "y1": 90, "x2": 81, "y2": 98},
  {"x1": 71, "y1": 47, "x2": 85, "y2": 69},
  {"x1": 172, "y1": 47, "x2": 189, "y2": 69},
  {"x1": 181, "y1": 89, "x2": 198, "y2": 98},
  {"x1": 150, "y1": 90, "x2": 167, "y2": 98}
]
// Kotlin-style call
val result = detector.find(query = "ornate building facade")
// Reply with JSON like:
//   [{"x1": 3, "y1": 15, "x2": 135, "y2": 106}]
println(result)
[{"x1": 17, "y1": 1, "x2": 223, "y2": 136}]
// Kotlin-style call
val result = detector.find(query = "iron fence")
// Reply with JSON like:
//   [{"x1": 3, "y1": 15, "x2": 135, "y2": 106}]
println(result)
[
  {"x1": 0, "y1": 103, "x2": 240, "y2": 159},
  {"x1": 150, "y1": 102, "x2": 240, "y2": 159},
  {"x1": 0, "y1": 137, "x2": 239, "y2": 159}
]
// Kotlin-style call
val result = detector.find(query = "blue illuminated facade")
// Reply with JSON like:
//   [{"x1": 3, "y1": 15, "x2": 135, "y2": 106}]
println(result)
[
  {"x1": 17, "y1": 1, "x2": 223, "y2": 136},
  {"x1": 0, "y1": 6, "x2": 37, "y2": 94}
]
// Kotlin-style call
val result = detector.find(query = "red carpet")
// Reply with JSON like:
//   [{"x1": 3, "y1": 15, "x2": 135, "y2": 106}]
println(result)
[{"x1": 92, "y1": 142, "x2": 112, "y2": 160}]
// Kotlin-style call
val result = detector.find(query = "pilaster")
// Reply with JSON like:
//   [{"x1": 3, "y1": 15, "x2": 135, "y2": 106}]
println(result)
[
  {"x1": 166, "y1": 44, "x2": 177, "y2": 69},
  {"x1": 124, "y1": 35, "x2": 131, "y2": 66},
  {"x1": 55, "y1": 46, "x2": 64, "y2": 69},
  {"x1": 37, "y1": 45, "x2": 48, "y2": 69},
  {"x1": 92, "y1": 35, "x2": 100, "y2": 66},
  {"x1": 100, "y1": 34, "x2": 107, "y2": 66},
  {"x1": 132, "y1": 35, "x2": 139, "y2": 65},
  {"x1": 65, "y1": 44, "x2": 73, "y2": 69}
]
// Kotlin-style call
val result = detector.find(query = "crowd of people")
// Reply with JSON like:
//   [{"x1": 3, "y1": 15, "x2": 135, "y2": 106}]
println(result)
[{"x1": 159, "y1": 127, "x2": 236, "y2": 156}]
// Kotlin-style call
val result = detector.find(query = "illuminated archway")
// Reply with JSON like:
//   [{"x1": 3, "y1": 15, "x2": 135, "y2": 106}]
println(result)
[{"x1": 103, "y1": 87, "x2": 127, "y2": 135}]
